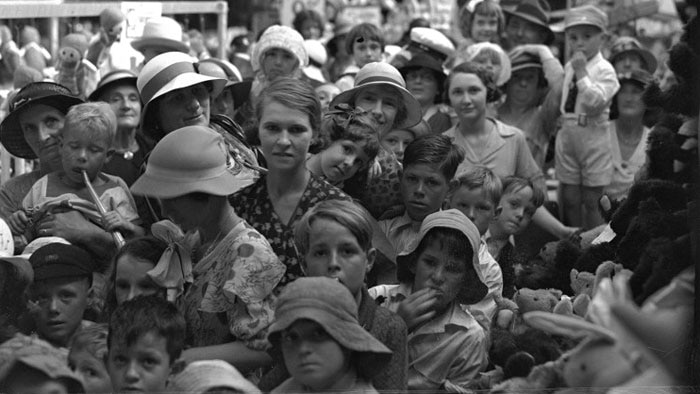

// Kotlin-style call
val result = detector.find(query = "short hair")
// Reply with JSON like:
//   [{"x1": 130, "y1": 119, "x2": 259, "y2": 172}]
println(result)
[
  {"x1": 463, "y1": 0, "x2": 506, "y2": 39},
  {"x1": 445, "y1": 61, "x2": 501, "y2": 103},
  {"x1": 345, "y1": 23, "x2": 385, "y2": 55},
  {"x1": 70, "y1": 323, "x2": 108, "y2": 360},
  {"x1": 402, "y1": 134, "x2": 465, "y2": 181},
  {"x1": 292, "y1": 10, "x2": 325, "y2": 37},
  {"x1": 401, "y1": 227, "x2": 475, "y2": 282},
  {"x1": 108, "y1": 295, "x2": 185, "y2": 363},
  {"x1": 317, "y1": 109, "x2": 380, "y2": 160},
  {"x1": 452, "y1": 166, "x2": 503, "y2": 206},
  {"x1": 501, "y1": 176, "x2": 545, "y2": 211},
  {"x1": 103, "y1": 236, "x2": 168, "y2": 318},
  {"x1": 294, "y1": 199, "x2": 374, "y2": 257},
  {"x1": 63, "y1": 102, "x2": 117, "y2": 145},
  {"x1": 255, "y1": 77, "x2": 322, "y2": 147}
]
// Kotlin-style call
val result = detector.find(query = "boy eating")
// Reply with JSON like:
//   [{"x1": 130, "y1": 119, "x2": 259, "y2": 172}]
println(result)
[{"x1": 107, "y1": 295, "x2": 185, "y2": 393}]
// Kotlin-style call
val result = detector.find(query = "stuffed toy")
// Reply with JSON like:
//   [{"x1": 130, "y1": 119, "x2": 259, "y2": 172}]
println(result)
[
  {"x1": 515, "y1": 239, "x2": 581, "y2": 294},
  {"x1": 54, "y1": 33, "x2": 99, "y2": 98},
  {"x1": 513, "y1": 288, "x2": 562, "y2": 314},
  {"x1": 629, "y1": 234, "x2": 692, "y2": 305},
  {"x1": 573, "y1": 241, "x2": 615, "y2": 274}
]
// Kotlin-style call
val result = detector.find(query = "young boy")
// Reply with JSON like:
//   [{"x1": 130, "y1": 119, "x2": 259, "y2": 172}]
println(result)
[
  {"x1": 69, "y1": 324, "x2": 111, "y2": 394},
  {"x1": 486, "y1": 176, "x2": 545, "y2": 298},
  {"x1": 107, "y1": 295, "x2": 185, "y2": 393},
  {"x1": 378, "y1": 134, "x2": 464, "y2": 256},
  {"x1": 556, "y1": 4, "x2": 620, "y2": 229},
  {"x1": 380, "y1": 120, "x2": 431, "y2": 162},
  {"x1": 294, "y1": 199, "x2": 408, "y2": 392},
  {"x1": 369, "y1": 209, "x2": 489, "y2": 391},
  {"x1": 335, "y1": 23, "x2": 385, "y2": 92},
  {"x1": 8, "y1": 102, "x2": 143, "y2": 246},
  {"x1": 268, "y1": 277, "x2": 393, "y2": 393},
  {"x1": 306, "y1": 108, "x2": 380, "y2": 187},
  {"x1": 0, "y1": 334, "x2": 85, "y2": 394},
  {"x1": 27, "y1": 242, "x2": 96, "y2": 349},
  {"x1": 445, "y1": 166, "x2": 504, "y2": 321}
]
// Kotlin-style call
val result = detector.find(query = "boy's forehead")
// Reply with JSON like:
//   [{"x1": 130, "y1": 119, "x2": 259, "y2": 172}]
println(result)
[{"x1": 565, "y1": 24, "x2": 603, "y2": 35}]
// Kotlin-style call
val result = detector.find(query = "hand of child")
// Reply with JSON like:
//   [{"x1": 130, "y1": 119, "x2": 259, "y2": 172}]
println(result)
[
  {"x1": 571, "y1": 51, "x2": 588, "y2": 78},
  {"x1": 396, "y1": 287, "x2": 438, "y2": 331},
  {"x1": 8, "y1": 210, "x2": 30, "y2": 235},
  {"x1": 367, "y1": 158, "x2": 383, "y2": 180},
  {"x1": 102, "y1": 210, "x2": 144, "y2": 237}
]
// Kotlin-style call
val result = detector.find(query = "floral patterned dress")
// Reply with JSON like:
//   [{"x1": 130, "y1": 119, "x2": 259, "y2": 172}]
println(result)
[
  {"x1": 229, "y1": 173, "x2": 351, "y2": 288},
  {"x1": 180, "y1": 220, "x2": 285, "y2": 350}
]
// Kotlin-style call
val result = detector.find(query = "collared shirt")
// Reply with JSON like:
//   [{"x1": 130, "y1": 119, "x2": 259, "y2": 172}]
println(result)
[
  {"x1": 368, "y1": 283, "x2": 488, "y2": 391},
  {"x1": 466, "y1": 242, "x2": 503, "y2": 322},
  {"x1": 378, "y1": 211, "x2": 422, "y2": 256},
  {"x1": 444, "y1": 119, "x2": 545, "y2": 194},
  {"x1": 561, "y1": 52, "x2": 619, "y2": 122},
  {"x1": 605, "y1": 122, "x2": 650, "y2": 200}
]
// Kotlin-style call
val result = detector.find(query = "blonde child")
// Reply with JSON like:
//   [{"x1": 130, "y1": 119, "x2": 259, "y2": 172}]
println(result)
[
  {"x1": 556, "y1": 5, "x2": 620, "y2": 229},
  {"x1": 370, "y1": 209, "x2": 489, "y2": 391},
  {"x1": 381, "y1": 120, "x2": 431, "y2": 162},
  {"x1": 68, "y1": 324, "x2": 111, "y2": 394},
  {"x1": 268, "y1": 277, "x2": 393, "y2": 393}
]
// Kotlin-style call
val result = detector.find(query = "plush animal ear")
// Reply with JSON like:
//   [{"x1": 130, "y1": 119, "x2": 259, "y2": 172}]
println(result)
[{"x1": 523, "y1": 311, "x2": 616, "y2": 342}]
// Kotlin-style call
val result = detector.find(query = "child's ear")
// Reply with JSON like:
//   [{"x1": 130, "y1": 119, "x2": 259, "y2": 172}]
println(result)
[
  {"x1": 170, "y1": 357, "x2": 186, "y2": 375},
  {"x1": 366, "y1": 247, "x2": 376, "y2": 274}
]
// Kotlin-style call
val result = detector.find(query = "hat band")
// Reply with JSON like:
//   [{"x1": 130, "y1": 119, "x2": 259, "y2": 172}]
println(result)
[
  {"x1": 407, "y1": 42, "x2": 448, "y2": 62},
  {"x1": 141, "y1": 61, "x2": 198, "y2": 105},
  {"x1": 356, "y1": 75, "x2": 405, "y2": 88},
  {"x1": 147, "y1": 162, "x2": 229, "y2": 183}
]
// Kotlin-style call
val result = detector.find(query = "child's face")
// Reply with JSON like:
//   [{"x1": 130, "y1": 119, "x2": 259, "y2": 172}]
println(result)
[
  {"x1": 566, "y1": 25, "x2": 604, "y2": 59},
  {"x1": 30, "y1": 276, "x2": 90, "y2": 348},
  {"x1": 107, "y1": 331, "x2": 171, "y2": 393},
  {"x1": 315, "y1": 84, "x2": 341, "y2": 113},
  {"x1": 401, "y1": 164, "x2": 450, "y2": 222},
  {"x1": 68, "y1": 349, "x2": 112, "y2": 394},
  {"x1": 352, "y1": 38, "x2": 382, "y2": 68},
  {"x1": 281, "y1": 319, "x2": 350, "y2": 391},
  {"x1": 59, "y1": 127, "x2": 112, "y2": 185},
  {"x1": 262, "y1": 48, "x2": 299, "y2": 81},
  {"x1": 319, "y1": 139, "x2": 370, "y2": 183},
  {"x1": 494, "y1": 186, "x2": 535, "y2": 235},
  {"x1": 380, "y1": 129, "x2": 414, "y2": 162},
  {"x1": 616, "y1": 82, "x2": 646, "y2": 118},
  {"x1": 472, "y1": 50, "x2": 502, "y2": 84},
  {"x1": 411, "y1": 239, "x2": 468, "y2": 312},
  {"x1": 447, "y1": 186, "x2": 496, "y2": 236},
  {"x1": 115, "y1": 254, "x2": 160, "y2": 305},
  {"x1": 302, "y1": 218, "x2": 375, "y2": 298},
  {"x1": 613, "y1": 52, "x2": 645, "y2": 74},
  {"x1": 471, "y1": 13, "x2": 499, "y2": 43}
]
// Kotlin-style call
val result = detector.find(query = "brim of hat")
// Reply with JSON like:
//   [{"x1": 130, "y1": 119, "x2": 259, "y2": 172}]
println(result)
[
  {"x1": 230, "y1": 80, "x2": 252, "y2": 110},
  {"x1": 611, "y1": 49, "x2": 658, "y2": 74},
  {"x1": 511, "y1": 62, "x2": 543, "y2": 74},
  {"x1": 88, "y1": 76, "x2": 137, "y2": 101},
  {"x1": 303, "y1": 67, "x2": 327, "y2": 84},
  {"x1": 131, "y1": 37, "x2": 189, "y2": 54},
  {"x1": 505, "y1": 11, "x2": 555, "y2": 44},
  {"x1": 0, "y1": 256, "x2": 33, "y2": 284},
  {"x1": 330, "y1": 82, "x2": 422, "y2": 129},
  {"x1": 131, "y1": 168, "x2": 254, "y2": 199},
  {"x1": 399, "y1": 60, "x2": 446, "y2": 81},
  {"x1": 268, "y1": 306, "x2": 392, "y2": 377},
  {"x1": 0, "y1": 95, "x2": 83, "y2": 159},
  {"x1": 564, "y1": 21, "x2": 604, "y2": 32},
  {"x1": 15, "y1": 356, "x2": 85, "y2": 393},
  {"x1": 141, "y1": 73, "x2": 227, "y2": 128}
]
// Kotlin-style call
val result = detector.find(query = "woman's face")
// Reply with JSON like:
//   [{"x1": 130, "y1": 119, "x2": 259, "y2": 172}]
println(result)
[
  {"x1": 448, "y1": 72, "x2": 488, "y2": 123},
  {"x1": 354, "y1": 85, "x2": 400, "y2": 135},
  {"x1": 159, "y1": 194, "x2": 207, "y2": 232},
  {"x1": 616, "y1": 82, "x2": 646, "y2": 118},
  {"x1": 157, "y1": 83, "x2": 210, "y2": 133},
  {"x1": 18, "y1": 103, "x2": 65, "y2": 170},
  {"x1": 506, "y1": 68, "x2": 541, "y2": 107},
  {"x1": 114, "y1": 254, "x2": 160, "y2": 305},
  {"x1": 262, "y1": 48, "x2": 299, "y2": 81},
  {"x1": 405, "y1": 67, "x2": 439, "y2": 107},
  {"x1": 102, "y1": 83, "x2": 141, "y2": 131},
  {"x1": 258, "y1": 99, "x2": 314, "y2": 173}
]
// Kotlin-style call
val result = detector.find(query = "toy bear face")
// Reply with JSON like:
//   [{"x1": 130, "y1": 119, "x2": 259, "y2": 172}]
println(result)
[
  {"x1": 514, "y1": 288, "x2": 562, "y2": 313},
  {"x1": 570, "y1": 269, "x2": 594, "y2": 297}
]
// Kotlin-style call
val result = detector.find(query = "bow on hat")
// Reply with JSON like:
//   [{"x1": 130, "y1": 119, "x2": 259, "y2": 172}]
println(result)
[
  {"x1": 148, "y1": 220, "x2": 193, "y2": 302},
  {"x1": 325, "y1": 103, "x2": 370, "y2": 130}
]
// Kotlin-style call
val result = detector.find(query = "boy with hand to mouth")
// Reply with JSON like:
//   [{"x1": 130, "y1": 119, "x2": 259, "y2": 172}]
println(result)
[{"x1": 8, "y1": 102, "x2": 143, "y2": 250}]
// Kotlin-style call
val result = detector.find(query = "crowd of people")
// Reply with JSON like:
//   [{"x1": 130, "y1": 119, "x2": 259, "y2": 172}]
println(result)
[{"x1": 0, "y1": 0, "x2": 696, "y2": 393}]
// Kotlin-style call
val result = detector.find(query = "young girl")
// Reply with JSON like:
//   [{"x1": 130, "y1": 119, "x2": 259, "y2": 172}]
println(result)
[
  {"x1": 381, "y1": 120, "x2": 431, "y2": 162},
  {"x1": 465, "y1": 42, "x2": 511, "y2": 87},
  {"x1": 370, "y1": 209, "x2": 489, "y2": 391},
  {"x1": 457, "y1": 0, "x2": 505, "y2": 44},
  {"x1": 68, "y1": 324, "x2": 111, "y2": 394},
  {"x1": 269, "y1": 277, "x2": 393, "y2": 393},
  {"x1": 306, "y1": 106, "x2": 380, "y2": 186}
]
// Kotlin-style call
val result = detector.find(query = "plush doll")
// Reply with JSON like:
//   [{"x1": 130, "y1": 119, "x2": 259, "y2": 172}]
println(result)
[
  {"x1": 54, "y1": 33, "x2": 99, "y2": 98},
  {"x1": 513, "y1": 288, "x2": 562, "y2": 314},
  {"x1": 515, "y1": 239, "x2": 581, "y2": 294}
]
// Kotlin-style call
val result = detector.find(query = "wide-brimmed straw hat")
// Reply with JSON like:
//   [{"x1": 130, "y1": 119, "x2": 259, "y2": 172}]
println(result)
[
  {"x1": 131, "y1": 125, "x2": 249, "y2": 198},
  {"x1": 136, "y1": 52, "x2": 227, "y2": 129},
  {"x1": 330, "y1": 62, "x2": 422, "y2": 129},
  {"x1": 88, "y1": 69, "x2": 138, "y2": 101},
  {"x1": 0, "y1": 82, "x2": 83, "y2": 159},
  {"x1": 169, "y1": 360, "x2": 261, "y2": 394},
  {"x1": 609, "y1": 37, "x2": 658, "y2": 74},
  {"x1": 268, "y1": 277, "x2": 392, "y2": 379},
  {"x1": 504, "y1": 0, "x2": 555, "y2": 45},
  {"x1": 396, "y1": 209, "x2": 488, "y2": 305},
  {"x1": 130, "y1": 16, "x2": 189, "y2": 54}
]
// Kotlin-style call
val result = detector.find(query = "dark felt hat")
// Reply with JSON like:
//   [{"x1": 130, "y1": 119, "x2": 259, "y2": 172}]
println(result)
[{"x1": 29, "y1": 243, "x2": 95, "y2": 282}]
